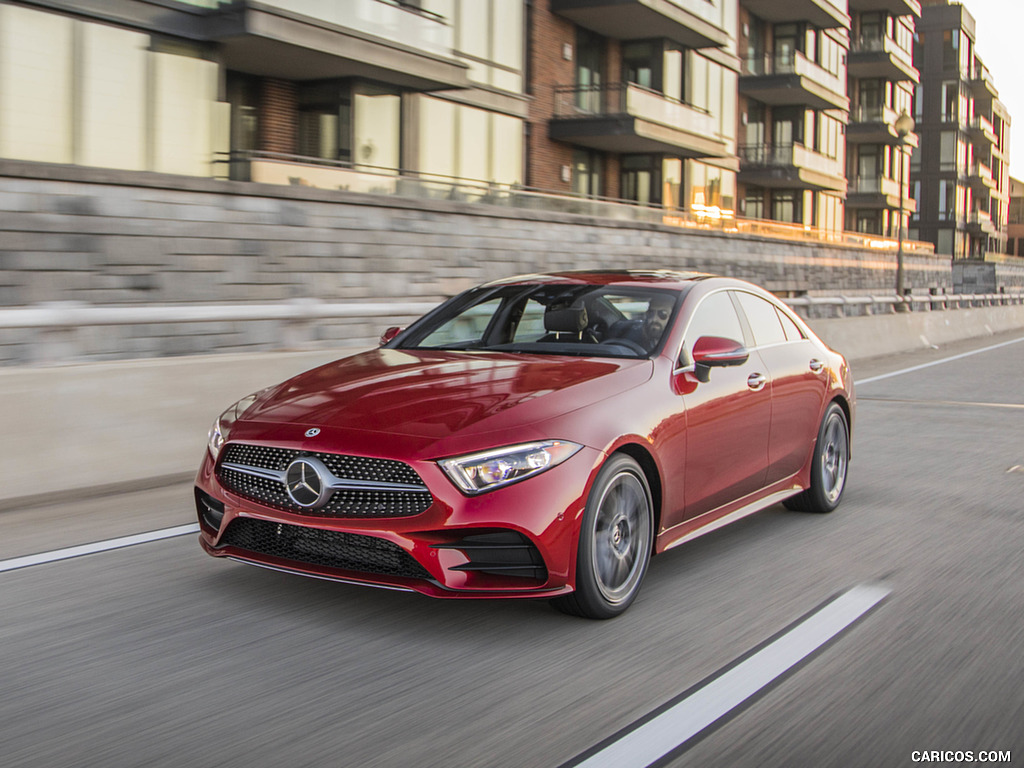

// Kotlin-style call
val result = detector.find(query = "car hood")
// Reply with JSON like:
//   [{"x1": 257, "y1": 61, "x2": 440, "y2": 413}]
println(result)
[{"x1": 242, "y1": 348, "x2": 652, "y2": 445}]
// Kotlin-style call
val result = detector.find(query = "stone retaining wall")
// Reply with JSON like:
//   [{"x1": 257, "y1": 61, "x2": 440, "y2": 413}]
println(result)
[{"x1": 4, "y1": 158, "x2": 1023, "y2": 365}]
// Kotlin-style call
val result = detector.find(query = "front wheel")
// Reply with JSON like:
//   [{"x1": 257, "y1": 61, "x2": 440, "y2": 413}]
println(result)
[
  {"x1": 553, "y1": 454, "x2": 653, "y2": 619},
  {"x1": 784, "y1": 402, "x2": 849, "y2": 513}
]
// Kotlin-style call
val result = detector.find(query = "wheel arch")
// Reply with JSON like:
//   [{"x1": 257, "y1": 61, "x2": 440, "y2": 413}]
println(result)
[
  {"x1": 610, "y1": 442, "x2": 663, "y2": 549},
  {"x1": 828, "y1": 394, "x2": 853, "y2": 459}
]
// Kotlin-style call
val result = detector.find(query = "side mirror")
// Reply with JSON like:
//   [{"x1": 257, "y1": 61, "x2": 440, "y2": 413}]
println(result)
[
  {"x1": 379, "y1": 326, "x2": 402, "y2": 346},
  {"x1": 691, "y1": 336, "x2": 749, "y2": 382}
]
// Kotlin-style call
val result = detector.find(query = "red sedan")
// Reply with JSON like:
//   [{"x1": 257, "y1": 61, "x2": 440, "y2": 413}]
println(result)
[{"x1": 195, "y1": 271, "x2": 853, "y2": 619}]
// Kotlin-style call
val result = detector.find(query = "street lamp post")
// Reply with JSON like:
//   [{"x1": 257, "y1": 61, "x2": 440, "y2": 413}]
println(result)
[{"x1": 894, "y1": 111, "x2": 915, "y2": 309}]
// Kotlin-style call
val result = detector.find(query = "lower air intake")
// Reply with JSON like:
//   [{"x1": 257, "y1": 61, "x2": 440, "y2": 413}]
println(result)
[{"x1": 219, "y1": 517, "x2": 432, "y2": 581}]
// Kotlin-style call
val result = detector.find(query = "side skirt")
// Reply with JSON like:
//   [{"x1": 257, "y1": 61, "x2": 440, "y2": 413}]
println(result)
[{"x1": 659, "y1": 485, "x2": 802, "y2": 554}]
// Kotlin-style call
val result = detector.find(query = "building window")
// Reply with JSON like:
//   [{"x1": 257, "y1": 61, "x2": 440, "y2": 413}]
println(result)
[
  {"x1": 297, "y1": 81, "x2": 400, "y2": 173},
  {"x1": 621, "y1": 154, "x2": 661, "y2": 206},
  {"x1": 575, "y1": 28, "x2": 604, "y2": 112},
  {"x1": 572, "y1": 149, "x2": 603, "y2": 198},
  {"x1": 856, "y1": 210, "x2": 882, "y2": 235},
  {"x1": 772, "y1": 189, "x2": 800, "y2": 222},
  {"x1": 744, "y1": 187, "x2": 765, "y2": 219}
]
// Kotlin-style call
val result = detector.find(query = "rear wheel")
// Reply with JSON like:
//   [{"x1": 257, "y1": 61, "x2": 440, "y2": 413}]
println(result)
[
  {"x1": 784, "y1": 402, "x2": 849, "y2": 513},
  {"x1": 553, "y1": 454, "x2": 653, "y2": 619}
]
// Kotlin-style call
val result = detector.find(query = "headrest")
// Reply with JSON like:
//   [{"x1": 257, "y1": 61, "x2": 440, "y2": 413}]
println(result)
[{"x1": 544, "y1": 306, "x2": 588, "y2": 334}]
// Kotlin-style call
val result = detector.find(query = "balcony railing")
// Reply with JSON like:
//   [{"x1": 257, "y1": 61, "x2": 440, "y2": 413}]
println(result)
[
  {"x1": 849, "y1": 176, "x2": 902, "y2": 197},
  {"x1": 741, "y1": 50, "x2": 845, "y2": 97},
  {"x1": 968, "y1": 115, "x2": 997, "y2": 145},
  {"x1": 739, "y1": 143, "x2": 843, "y2": 177},
  {"x1": 971, "y1": 162, "x2": 995, "y2": 183},
  {"x1": 553, "y1": 83, "x2": 715, "y2": 135},
  {"x1": 200, "y1": 0, "x2": 453, "y2": 56},
  {"x1": 212, "y1": 150, "x2": 932, "y2": 255},
  {"x1": 851, "y1": 33, "x2": 913, "y2": 67},
  {"x1": 850, "y1": 104, "x2": 897, "y2": 125}
]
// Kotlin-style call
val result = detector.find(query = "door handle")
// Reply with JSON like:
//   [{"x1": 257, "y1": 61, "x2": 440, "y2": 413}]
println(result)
[
  {"x1": 809, "y1": 359, "x2": 825, "y2": 372},
  {"x1": 747, "y1": 372, "x2": 768, "y2": 391}
]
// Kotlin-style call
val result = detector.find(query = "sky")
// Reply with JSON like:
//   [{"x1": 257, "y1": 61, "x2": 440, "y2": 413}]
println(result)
[{"x1": 956, "y1": 0, "x2": 1024, "y2": 179}]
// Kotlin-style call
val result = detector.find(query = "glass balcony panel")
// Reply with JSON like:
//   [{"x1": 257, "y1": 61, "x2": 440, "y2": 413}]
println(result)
[
  {"x1": 624, "y1": 84, "x2": 716, "y2": 136},
  {"x1": 257, "y1": 0, "x2": 453, "y2": 56}
]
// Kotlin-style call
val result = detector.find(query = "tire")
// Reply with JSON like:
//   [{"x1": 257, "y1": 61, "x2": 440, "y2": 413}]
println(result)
[
  {"x1": 553, "y1": 454, "x2": 653, "y2": 619},
  {"x1": 784, "y1": 402, "x2": 849, "y2": 513}
]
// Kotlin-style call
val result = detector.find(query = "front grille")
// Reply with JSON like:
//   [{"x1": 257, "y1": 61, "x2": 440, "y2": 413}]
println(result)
[
  {"x1": 217, "y1": 443, "x2": 433, "y2": 518},
  {"x1": 219, "y1": 517, "x2": 433, "y2": 581}
]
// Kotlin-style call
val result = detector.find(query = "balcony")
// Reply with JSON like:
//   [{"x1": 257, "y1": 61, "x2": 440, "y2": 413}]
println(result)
[
  {"x1": 845, "y1": 176, "x2": 916, "y2": 213},
  {"x1": 846, "y1": 0, "x2": 921, "y2": 16},
  {"x1": 970, "y1": 64, "x2": 999, "y2": 102},
  {"x1": 967, "y1": 116, "x2": 997, "y2": 147},
  {"x1": 550, "y1": 83, "x2": 732, "y2": 159},
  {"x1": 967, "y1": 210, "x2": 996, "y2": 235},
  {"x1": 740, "y1": 0, "x2": 849, "y2": 29},
  {"x1": 967, "y1": 162, "x2": 997, "y2": 193},
  {"x1": 738, "y1": 143, "x2": 846, "y2": 193},
  {"x1": 740, "y1": 51, "x2": 848, "y2": 111},
  {"x1": 846, "y1": 105, "x2": 920, "y2": 147},
  {"x1": 848, "y1": 34, "x2": 918, "y2": 83},
  {"x1": 204, "y1": 0, "x2": 470, "y2": 90},
  {"x1": 549, "y1": 0, "x2": 729, "y2": 49}
]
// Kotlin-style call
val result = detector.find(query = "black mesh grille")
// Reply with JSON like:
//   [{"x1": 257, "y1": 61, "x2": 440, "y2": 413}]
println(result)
[
  {"x1": 219, "y1": 517, "x2": 433, "y2": 581},
  {"x1": 217, "y1": 443, "x2": 433, "y2": 518}
]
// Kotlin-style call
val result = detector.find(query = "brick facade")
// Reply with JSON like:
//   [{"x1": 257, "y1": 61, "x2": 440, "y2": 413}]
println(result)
[{"x1": 527, "y1": 1, "x2": 577, "y2": 193}]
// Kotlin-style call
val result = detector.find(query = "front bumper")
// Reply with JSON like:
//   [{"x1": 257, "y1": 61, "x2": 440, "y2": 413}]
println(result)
[{"x1": 194, "y1": 443, "x2": 602, "y2": 599}]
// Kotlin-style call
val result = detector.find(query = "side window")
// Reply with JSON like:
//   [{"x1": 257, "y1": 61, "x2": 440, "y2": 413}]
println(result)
[
  {"x1": 511, "y1": 299, "x2": 547, "y2": 342},
  {"x1": 735, "y1": 291, "x2": 787, "y2": 347},
  {"x1": 777, "y1": 308, "x2": 806, "y2": 341},
  {"x1": 681, "y1": 291, "x2": 744, "y2": 365}
]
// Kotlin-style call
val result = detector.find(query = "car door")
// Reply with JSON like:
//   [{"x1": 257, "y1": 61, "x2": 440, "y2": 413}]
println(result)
[
  {"x1": 733, "y1": 291, "x2": 828, "y2": 484},
  {"x1": 678, "y1": 290, "x2": 772, "y2": 522}
]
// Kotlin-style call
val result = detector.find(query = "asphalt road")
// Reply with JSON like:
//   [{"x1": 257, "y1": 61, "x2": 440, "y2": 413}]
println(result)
[{"x1": 2, "y1": 332, "x2": 1022, "y2": 768}]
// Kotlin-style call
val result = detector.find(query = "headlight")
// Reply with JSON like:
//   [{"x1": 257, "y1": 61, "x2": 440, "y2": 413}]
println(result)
[
  {"x1": 439, "y1": 440, "x2": 583, "y2": 494},
  {"x1": 207, "y1": 391, "x2": 261, "y2": 460}
]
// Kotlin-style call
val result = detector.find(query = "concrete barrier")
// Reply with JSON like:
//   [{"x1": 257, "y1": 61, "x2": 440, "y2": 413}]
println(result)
[
  {"x1": 3, "y1": 304, "x2": 1024, "y2": 508},
  {"x1": 810, "y1": 303, "x2": 1024, "y2": 360}
]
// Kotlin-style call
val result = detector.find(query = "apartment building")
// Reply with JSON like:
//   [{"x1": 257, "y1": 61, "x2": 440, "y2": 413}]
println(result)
[
  {"x1": 735, "y1": 0, "x2": 850, "y2": 231},
  {"x1": 912, "y1": 0, "x2": 1011, "y2": 258},
  {"x1": 1009, "y1": 177, "x2": 1024, "y2": 258},
  {"x1": 844, "y1": 0, "x2": 920, "y2": 237},
  {"x1": 526, "y1": 0, "x2": 740, "y2": 217},
  {"x1": 0, "y1": 0, "x2": 528, "y2": 191}
]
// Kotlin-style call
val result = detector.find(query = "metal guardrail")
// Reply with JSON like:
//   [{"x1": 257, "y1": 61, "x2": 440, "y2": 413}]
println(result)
[
  {"x1": 1, "y1": 292, "x2": 1022, "y2": 365},
  {"x1": 212, "y1": 150, "x2": 936, "y2": 255},
  {"x1": 2, "y1": 293, "x2": 1022, "y2": 332},
  {"x1": 784, "y1": 291, "x2": 1024, "y2": 316},
  {"x1": 0, "y1": 300, "x2": 439, "y2": 330}
]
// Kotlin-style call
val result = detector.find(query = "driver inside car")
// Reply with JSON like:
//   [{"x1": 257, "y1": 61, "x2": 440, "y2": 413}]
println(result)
[{"x1": 610, "y1": 295, "x2": 675, "y2": 352}]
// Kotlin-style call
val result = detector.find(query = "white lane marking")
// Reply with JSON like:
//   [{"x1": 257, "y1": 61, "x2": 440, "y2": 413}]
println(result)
[
  {"x1": 857, "y1": 335, "x2": 1024, "y2": 385},
  {"x1": 0, "y1": 523, "x2": 200, "y2": 573},
  {"x1": 569, "y1": 583, "x2": 891, "y2": 768}
]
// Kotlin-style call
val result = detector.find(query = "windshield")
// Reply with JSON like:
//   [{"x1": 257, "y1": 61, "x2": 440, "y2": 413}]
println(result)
[{"x1": 392, "y1": 284, "x2": 681, "y2": 359}]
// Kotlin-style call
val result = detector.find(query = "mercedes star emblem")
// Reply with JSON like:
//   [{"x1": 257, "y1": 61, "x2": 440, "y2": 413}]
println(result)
[
  {"x1": 285, "y1": 457, "x2": 330, "y2": 508},
  {"x1": 305, "y1": 427, "x2": 321, "y2": 437}
]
